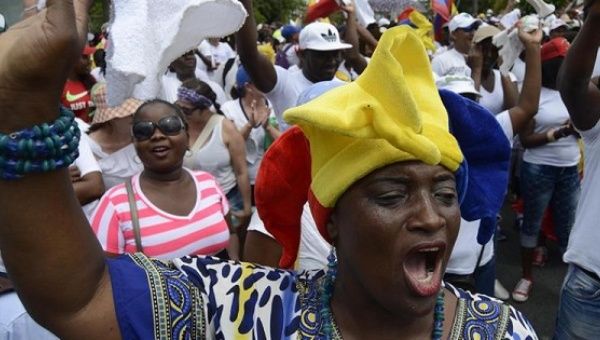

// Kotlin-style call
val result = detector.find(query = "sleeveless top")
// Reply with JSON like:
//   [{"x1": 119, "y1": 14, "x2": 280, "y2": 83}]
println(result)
[
  {"x1": 107, "y1": 254, "x2": 539, "y2": 339},
  {"x1": 183, "y1": 120, "x2": 237, "y2": 194}
]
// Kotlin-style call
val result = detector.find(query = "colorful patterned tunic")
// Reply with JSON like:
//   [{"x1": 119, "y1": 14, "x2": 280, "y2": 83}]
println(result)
[{"x1": 107, "y1": 254, "x2": 538, "y2": 339}]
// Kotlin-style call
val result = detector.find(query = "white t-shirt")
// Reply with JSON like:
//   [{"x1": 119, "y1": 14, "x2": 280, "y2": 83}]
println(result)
[
  {"x1": 446, "y1": 219, "x2": 494, "y2": 275},
  {"x1": 0, "y1": 293, "x2": 58, "y2": 340},
  {"x1": 221, "y1": 99, "x2": 274, "y2": 184},
  {"x1": 76, "y1": 133, "x2": 103, "y2": 219},
  {"x1": 198, "y1": 40, "x2": 237, "y2": 66},
  {"x1": 511, "y1": 57, "x2": 526, "y2": 90},
  {"x1": 523, "y1": 88, "x2": 581, "y2": 167},
  {"x1": 593, "y1": 48, "x2": 600, "y2": 77},
  {"x1": 183, "y1": 119, "x2": 237, "y2": 194},
  {"x1": 267, "y1": 66, "x2": 315, "y2": 130},
  {"x1": 495, "y1": 110, "x2": 514, "y2": 146},
  {"x1": 160, "y1": 72, "x2": 227, "y2": 106},
  {"x1": 281, "y1": 43, "x2": 300, "y2": 68},
  {"x1": 564, "y1": 119, "x2": 600, "y2": 277},
  {"x1": 247, "y1": 203, "x2": 330, "y2": 271},
  {"x1": 90, "y1": 67, "x2": 105, "y2": 82},
  {"x1": 87, "y1": 139, "x2": 142, "y2": 190},
  {"x1": 479, "y1": 70, "x2": 517, "y2": 115},
  {"x1": 431, "y1": 48, "x2": 471, "y2": 78}
]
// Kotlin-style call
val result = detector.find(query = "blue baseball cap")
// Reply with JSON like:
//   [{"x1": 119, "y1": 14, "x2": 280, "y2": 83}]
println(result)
[{"x1": 281, "y1": 25, "x2": 300, "y2": 40}]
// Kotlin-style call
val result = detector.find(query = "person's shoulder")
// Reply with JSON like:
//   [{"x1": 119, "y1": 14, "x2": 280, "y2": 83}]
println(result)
[{"x1": 446, "y1": 284, "x2": 538, "y2": 339}]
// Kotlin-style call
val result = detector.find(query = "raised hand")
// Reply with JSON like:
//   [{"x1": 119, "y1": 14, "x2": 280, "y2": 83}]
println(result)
[
  {"x1": 0, "y1": 0, "x2": 92, "y2": 132},
  {"x1": 517, "y1": 24, "x2": 543, "y2": 46}
]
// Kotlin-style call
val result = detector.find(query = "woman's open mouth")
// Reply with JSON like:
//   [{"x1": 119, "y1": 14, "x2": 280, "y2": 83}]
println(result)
[
  {"x1": 151, "y1": 145, "x2": 170, "y2": 158},
  {"x1": 402, "y1": 242, "x2": 446, "y2": 297}
]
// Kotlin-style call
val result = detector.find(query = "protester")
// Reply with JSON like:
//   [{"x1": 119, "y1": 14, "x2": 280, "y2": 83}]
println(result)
[
  {"x1": 91, "y1": 100, "x2": 239, "y2": 260},
  {"x1": 161, "y1": 50, "x2": 228, "y2": 105},
  {"x1": 555, "y1": 2, "x2": 600, "y2": 338},
  {"x1": 176, "y1": 79, "x2": 253, "y2": 230},
  {"x1": 275, "y1": 25, "x2": 300, "y2": 69},
  {"x1": 0, "y1": 2, "x2": 538, "y2": 337},
  {"x1": 235, "y1": 0, "x2": 360, "y2": 129},
  {"x1": 432, "y1": 13, "x2": 480, "y2": 78},
  {"x1": 198, "y1": 37, "x2": 237, "y2": 73},
  {"x1": 512, "y1": 37, "x2": 581, "y2": 302},
  {"x1": 61, "y1": 45, "x2": 96, "y2": 122},
  {"x1": 471, "y1": 24, "x2": 519, "y2": 115},
  {"x1": 90, "y1": 48, "x2": 106, "y2": 82},
  {"x1": 221, "y1": 66, "x2": 281, "y2": 188},
  {"x1": 87, "y1": 83, "x2": 144, "y2": 190}
]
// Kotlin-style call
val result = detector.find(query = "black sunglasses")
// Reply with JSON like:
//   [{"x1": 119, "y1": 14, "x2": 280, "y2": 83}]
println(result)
[{"x1": 132, "y1": 115, "x2": 185, "y2": 141}]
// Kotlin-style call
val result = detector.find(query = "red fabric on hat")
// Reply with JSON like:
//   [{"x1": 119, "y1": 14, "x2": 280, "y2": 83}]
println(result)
[
  {"x1": 541, "y1": 37, "x2": 569, "y2": 62},
  {"x1": 255, "y1": 126, "x2": 313, "y2": 269},
  {"x1": 308, "y1": 189, "x2": 333, "y2": 244}
]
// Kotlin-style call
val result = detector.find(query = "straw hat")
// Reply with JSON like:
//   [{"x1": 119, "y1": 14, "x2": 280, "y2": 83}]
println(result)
[{"x1": 91, "y1": 83, "x2": 143, "y2": 124}]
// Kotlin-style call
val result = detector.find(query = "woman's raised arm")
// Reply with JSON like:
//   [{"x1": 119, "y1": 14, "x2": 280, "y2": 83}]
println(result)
[{"x1": 0, "y1": 1, "x2": 119, "y2": 338}]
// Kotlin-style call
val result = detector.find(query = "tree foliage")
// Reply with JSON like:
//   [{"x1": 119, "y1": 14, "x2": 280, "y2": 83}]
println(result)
[{"x1": 253, "y1": 0, "x2": 306, "y2": 23}]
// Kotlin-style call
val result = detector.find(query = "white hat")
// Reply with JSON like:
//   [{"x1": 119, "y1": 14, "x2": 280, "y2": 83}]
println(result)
[
  {"x1": 378, "y1": 18, "x2": 391, "y2": 27},
  {"x1": 436, "y1": 74, "x2": 480, "y2": 97},
  {"x1": 0, "y1": 13, "x2": 5, "y2": 32},
  {"x1": 299, "y1": 22, "x2": 352, "y2": 51},
  {"x1": 448, "y1": 13, "x2": 480, "y2": 32},
  {"x1": 549, "y1": 18, "x2": 567, "y2": 31}
]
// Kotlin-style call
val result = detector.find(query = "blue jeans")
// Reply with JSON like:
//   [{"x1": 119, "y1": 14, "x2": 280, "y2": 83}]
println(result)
[
  {"x1": 520, "y1": 162, "x2": 580, "y2": 250},
  {"x1": 474, "y1": 255, "x2": 496, "y2": 296},
  {"x1": 554, "y1": 265, "x2": 600, "y2": 340},
  {"x1": 225, "y1": 185, "x2": 244, "y2": 212}
]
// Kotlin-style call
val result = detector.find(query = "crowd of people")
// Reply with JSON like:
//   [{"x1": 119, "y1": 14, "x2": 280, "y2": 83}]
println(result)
[{"x1": 0, "y1": 0, "x2": 600, "y2": 338}]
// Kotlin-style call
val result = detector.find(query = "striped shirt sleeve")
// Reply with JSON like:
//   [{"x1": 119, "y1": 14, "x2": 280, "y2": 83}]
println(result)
[{"x1": 91, "y1": 186, "x2": 125, "y2": 254}]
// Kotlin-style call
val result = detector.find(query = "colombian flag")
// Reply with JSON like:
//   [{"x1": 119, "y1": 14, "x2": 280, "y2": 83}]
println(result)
[{"x1": 432, "y1": 0, "x2": 457, "y2": 41}]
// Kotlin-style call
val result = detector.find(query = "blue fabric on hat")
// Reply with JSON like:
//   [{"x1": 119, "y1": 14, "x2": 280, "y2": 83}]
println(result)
[
  {"x1": 281, "y1": 25, "x2": 301, "y2": 40},
  {"x1": 439, "y1": 89, "x2": 511, "y2": 244},
  {"x1": 236, "y1": 65, "x2": 252, "y2": 88}
]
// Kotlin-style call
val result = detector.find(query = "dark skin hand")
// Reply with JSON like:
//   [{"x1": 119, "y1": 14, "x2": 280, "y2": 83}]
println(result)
[
  {"x1": 558, "y1": 0, "x2": 600, "y2": 131},
  {"x1": 0, "y1": 1, "x2": 120, "y2": 338}
]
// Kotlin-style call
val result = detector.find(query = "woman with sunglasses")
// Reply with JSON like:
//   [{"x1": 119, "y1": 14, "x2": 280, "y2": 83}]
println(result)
[
  {"x1": 90, "y1": 99, "x2": 239, "y2": 261},
  {"x1": 176, "y1": 79, "x2": 253, "y2": 233},
  {"x1": 0, "y1": 4, "x2": 536, "y2": 339}
]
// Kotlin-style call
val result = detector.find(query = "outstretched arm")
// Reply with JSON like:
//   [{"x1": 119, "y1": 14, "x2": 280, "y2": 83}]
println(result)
[
  {"x1": 0, "y1": 1, "x2": 119, "y2": 338},
  {"x1": 236, "y1": 0, "x2": 278, "y2": 93},
  {"x1": 507, "y1": 26, "x2": 543, "y2": 135},
  {"x1": 558, "y1": 0, "x2": 600, "y2": 131}
]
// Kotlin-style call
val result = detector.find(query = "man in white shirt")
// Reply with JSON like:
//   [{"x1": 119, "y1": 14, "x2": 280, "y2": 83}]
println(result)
[
  {"x1": 431, "y1": 13, "x2": 480, "y2": 78},
  {"x1": 198, "y1": 38, "x2": 237, "y2": 69},
  {"x1": 555, "y1": 3, "x2": 600, "y2": 339},
  {"x1": 235, "y1": 0, "x2": 363, "y2": 130}
]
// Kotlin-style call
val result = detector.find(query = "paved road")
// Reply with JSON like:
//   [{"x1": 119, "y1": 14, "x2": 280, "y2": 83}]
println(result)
[{"x1": 496, "y1": 205, "x2": 568, "y2": 340}]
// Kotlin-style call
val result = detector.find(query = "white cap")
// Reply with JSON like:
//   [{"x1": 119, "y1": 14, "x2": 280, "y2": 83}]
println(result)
[
  {"x1": 436, "y1": 74, "x2": 480, "y2": 97},
  {"x1": 550, "y1": 18, "x2": 567, "y2": 31},
  {"x1": 448, "y1": 13, "x2": 480, "y2": 32},
  {"x1": 378, "y1": 18, "x2": 391, "y2": 27},
  {"x1": 0, "y1": 13, "x2": 5, "y2": 32},
  {"x1": 299, "y1": 22, "x2": 352, "y2": 51}
]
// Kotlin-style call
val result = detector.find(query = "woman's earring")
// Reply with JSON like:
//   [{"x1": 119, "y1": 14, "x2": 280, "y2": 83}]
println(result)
[
  {"x1": 133, "y1": 155, "x2": 142, "y2": 165},
  {"x1": 327, "y1": 246, "x2": 338, "y2": 281},
  {"x1": 185, "y1": 149, "x2": 193, "y2": 158}
]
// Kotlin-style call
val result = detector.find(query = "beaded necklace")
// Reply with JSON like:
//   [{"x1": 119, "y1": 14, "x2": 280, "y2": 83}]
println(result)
[{"x1": 320, "y1": 251, "x2": 446, "y2": 339}]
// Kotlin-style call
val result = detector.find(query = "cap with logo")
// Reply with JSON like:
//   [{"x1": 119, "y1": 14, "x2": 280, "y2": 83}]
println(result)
[
  {"x1": 299, "y1": 22, "x2": 352, "y2": 51},
  {"x1": 448, "y1": 13, "x2": 481, "y2": 33}
]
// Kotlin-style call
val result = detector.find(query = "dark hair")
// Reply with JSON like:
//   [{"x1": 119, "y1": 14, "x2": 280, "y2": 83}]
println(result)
[
  {"x1": 180, "y1": 78, "x2": 224, "y2": 115},
  {"x1": 93, "y1": 49, "x2": 107, "y2": 76},
  {"x1": 134, "y1": 99, "x2": 189, "y2": 130},
  {"x1": 541, "y1": 57, "x2": 564, "y2": 89}
]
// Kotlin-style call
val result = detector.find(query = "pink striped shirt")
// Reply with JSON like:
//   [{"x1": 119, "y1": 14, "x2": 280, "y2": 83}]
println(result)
[{"x1": 91, "y1": 169, "x2": 230, "y2": 260}]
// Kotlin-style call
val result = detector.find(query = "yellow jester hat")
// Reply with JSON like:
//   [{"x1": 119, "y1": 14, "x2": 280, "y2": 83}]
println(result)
[{"x1": 255, "y1": 26, "x2": 464, "y2": 268}]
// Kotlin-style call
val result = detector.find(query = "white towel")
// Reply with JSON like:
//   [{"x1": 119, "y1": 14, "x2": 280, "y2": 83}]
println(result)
[
  {"x1": 494, "y1": 15, "x2": 539, "y2": 76},
  {"x1": 105, "y1": 0, "x2": 247, "y2": 106}
]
